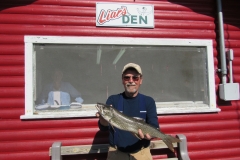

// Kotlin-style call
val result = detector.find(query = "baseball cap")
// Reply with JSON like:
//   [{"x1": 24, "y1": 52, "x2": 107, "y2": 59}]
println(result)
[{"x1": 122, "y1": 63, "x2": 142, "y2": 75}]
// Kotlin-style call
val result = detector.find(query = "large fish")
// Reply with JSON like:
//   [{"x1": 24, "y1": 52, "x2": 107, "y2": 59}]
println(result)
[{"x1": 96, "y1": 103, "x2": 181, "y2": 152}]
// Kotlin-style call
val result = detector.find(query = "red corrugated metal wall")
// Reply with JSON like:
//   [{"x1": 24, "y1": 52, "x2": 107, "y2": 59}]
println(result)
[{"x1": 0, "y1": 0, "x2": 239, "y2": 160}]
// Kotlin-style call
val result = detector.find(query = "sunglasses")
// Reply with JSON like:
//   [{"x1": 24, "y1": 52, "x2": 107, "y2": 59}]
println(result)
[{"x1": 123, "y1": 76, "x2": 141, "y2": 81}]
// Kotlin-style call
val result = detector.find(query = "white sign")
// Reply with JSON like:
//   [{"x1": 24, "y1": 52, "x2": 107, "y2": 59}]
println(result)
[{"x1": 96, "y1": 2, "x2": 154, "y2": 28}]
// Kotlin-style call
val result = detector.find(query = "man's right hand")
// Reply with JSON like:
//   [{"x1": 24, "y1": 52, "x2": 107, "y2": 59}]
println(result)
[{"x1": 96, "y1": 112, "x2": 108, "y2": 126}]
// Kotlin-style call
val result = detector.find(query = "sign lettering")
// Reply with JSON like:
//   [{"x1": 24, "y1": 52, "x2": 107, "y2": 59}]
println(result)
[{"x1": 96, "y1": 3, "x2": 154, "y2": 28}]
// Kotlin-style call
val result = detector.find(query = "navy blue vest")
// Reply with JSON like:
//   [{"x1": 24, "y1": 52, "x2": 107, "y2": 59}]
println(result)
[{"x1": 114, "y1": 93, "x2": 146, "y2": 145}]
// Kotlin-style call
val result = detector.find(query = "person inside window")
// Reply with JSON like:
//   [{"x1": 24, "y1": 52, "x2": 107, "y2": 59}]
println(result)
[{"x1": 36, "y1": 69, "x2": 83, "y2": 109}]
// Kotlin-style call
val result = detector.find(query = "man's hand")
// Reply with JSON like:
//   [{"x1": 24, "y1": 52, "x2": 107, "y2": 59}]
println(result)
[
  {"x1": 96, "y1": 112, "x2": 108, "y2": 126},
  {"x1": 138, "y1": 129, "x2": 152, "y2": 140}
]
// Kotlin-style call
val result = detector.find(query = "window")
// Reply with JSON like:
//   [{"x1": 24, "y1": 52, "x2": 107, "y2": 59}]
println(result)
[{"x1": 21, "y1": 36, "x2": 219, "y2": 119}]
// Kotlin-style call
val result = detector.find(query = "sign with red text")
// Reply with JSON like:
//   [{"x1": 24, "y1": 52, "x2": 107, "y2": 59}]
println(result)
[{"x1": 96, "y1": 2, "x2": 154, "y2": 28}]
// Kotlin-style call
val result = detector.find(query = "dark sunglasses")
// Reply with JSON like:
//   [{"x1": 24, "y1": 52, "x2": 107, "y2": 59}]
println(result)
[{"x1": 123, "y1": 76, "x2": 141, "y2": 81}]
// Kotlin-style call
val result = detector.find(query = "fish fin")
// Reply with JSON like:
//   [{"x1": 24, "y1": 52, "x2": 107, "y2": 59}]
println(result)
[
  {"x1": 110, "y1": 124, "x2": 116, "y2": 132},
  {"x1": 162, "y1": 135, "x2": 181, "y2": 152},
  {"x1": 108, "y1": 118, "x2": 116, "y2": 132}
]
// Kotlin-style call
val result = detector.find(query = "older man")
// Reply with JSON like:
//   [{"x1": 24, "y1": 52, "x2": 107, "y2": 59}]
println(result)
[{"x1": 96, "y1": 63, "x2": 159, "y2": 160}]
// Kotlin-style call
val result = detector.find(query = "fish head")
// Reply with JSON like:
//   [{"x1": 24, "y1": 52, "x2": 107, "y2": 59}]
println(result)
[{"x1": 96, "y1": 103, "x2": 114, "y2": 121}]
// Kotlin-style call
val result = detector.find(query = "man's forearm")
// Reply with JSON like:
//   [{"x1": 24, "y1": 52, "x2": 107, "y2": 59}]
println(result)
[{"x1": 98, "y1": 120, "x2": 109, "y2": 131}]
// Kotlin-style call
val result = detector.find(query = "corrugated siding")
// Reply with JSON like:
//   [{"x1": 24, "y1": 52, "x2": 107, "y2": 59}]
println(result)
[{"x1": 0, "y1": 0, "x2": 239, "y2": 160}]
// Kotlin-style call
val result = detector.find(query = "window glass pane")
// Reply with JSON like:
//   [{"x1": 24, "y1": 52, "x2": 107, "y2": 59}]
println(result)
[{"x1": 34, "y1": 44, "x2": 209, "y2": 112}]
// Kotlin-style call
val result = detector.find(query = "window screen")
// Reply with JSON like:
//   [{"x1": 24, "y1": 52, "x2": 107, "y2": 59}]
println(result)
[{"x1": 34, "y1": 44, "x2": 208, "y2": 104}]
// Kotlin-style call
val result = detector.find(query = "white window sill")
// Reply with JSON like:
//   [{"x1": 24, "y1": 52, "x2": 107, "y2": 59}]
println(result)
[
  {"x1": 156, "y1": 106, "x2": 221, "y2": 114},
  {"x1": 20, "y1": 105, "x2": 221, "y2": 120}
]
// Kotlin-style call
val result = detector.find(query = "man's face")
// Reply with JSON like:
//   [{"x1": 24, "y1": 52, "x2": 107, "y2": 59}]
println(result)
[{"x1": 122, "y1": 69, "x2": 142, "y2": 97}]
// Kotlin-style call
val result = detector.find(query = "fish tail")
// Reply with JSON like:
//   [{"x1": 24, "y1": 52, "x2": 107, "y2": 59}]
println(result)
[{"x1": 162, "y1": 135, "x2": 181, "y2": 152}]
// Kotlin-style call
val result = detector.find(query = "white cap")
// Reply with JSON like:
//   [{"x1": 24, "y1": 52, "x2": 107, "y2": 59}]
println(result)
[{"x1": 122, "y1": 63, "x2": 142, "y2": 75}]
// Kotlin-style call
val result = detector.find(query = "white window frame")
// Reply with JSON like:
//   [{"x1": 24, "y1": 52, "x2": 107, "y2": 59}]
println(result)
[{"x1": 21, "y1": 36, "x2": 220, "y2": 119}]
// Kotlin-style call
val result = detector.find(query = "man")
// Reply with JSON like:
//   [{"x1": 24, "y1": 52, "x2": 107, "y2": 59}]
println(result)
[{"x1": 96, "y1": 63, "x2": 159, "y2": 160}]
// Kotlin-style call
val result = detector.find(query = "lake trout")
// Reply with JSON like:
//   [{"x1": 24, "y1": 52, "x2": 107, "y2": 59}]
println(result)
[{"x1": 96, "y1": 103, "x2": 181, "y2": 152}]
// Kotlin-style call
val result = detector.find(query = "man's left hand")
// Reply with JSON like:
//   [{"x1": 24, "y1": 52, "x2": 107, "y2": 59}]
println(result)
[{"x1": 138, "y1": 129, "x2": 152, "y2": 140}]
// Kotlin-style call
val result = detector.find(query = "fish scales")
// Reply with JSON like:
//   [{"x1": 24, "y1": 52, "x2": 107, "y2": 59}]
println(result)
[
  {"x1": 109, "y1": 109, "x2": 145, "y2": 133},
  {"x1": 96, "y1": 103, "x2": 181, "y2": 152},
  {"x1": 110, "y1": 107, "x2": 166, "y2": 138}
]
